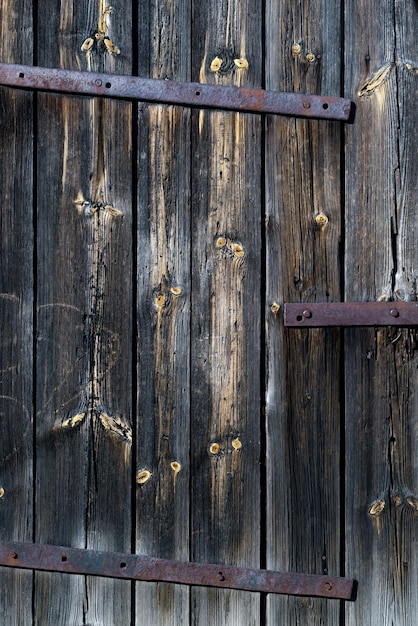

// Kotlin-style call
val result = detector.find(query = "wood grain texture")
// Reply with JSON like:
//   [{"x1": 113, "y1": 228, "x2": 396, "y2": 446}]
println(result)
[
  {"x1": 344, "y1": 1, "x2": 418, "y2": 624},
  {"x1": 265, "y1": 1, "x2": 342, "y2": 624},
  {"x1": 0, "y1": 2, "x2": 34, "y2": 623},
  {"x1": 190, "y1": 1, "x2": 262, "y2": 624},
  {"x1": 135, "y1": 1, "x2": 191, "y2": 623},
  {"x1": 2, "y1": 2, "x2": 417, "y2": 624},
  {"x1": 34, "y1": 2, "x2": 133, "y2": 624}
]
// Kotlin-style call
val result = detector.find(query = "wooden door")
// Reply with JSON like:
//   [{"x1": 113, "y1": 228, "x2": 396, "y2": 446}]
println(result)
[{"x1": 0, "y1": 1, "x2": 417, "y2": 624}]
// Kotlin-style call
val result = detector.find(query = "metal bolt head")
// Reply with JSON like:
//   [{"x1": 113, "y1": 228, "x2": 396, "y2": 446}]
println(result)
[
  {"x1": 390, "y1": 308, "x2": 399, "y2": 318},
  {"x1": 303, "y1": 310, "x2": 312, "y2": 319}
]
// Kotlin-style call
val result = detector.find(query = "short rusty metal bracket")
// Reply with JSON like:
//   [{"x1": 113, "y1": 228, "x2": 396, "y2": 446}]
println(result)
[
  {"x1": 284, "y1": 302, "x2": 418, "y2": 327},
  {"x1": 0, "y1": 541, "x2": 355, "y2": 600},
  {"x1": 0, "y1": 63, "x2": 354, "y2": 121}
]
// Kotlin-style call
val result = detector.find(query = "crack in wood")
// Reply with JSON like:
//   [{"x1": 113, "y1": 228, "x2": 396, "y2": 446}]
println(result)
[
  {"x1": 53, "y1": 193, "x2": 131, "y2": 444},
  {"x1": 81, "y1": 3, "x2": 120, "y2": 68},
  {"x1": 358, "y1": 62, "x2": 394, "y2": 97}
]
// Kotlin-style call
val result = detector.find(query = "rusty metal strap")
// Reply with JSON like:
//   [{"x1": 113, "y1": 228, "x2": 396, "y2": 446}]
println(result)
[
  {"x1": 284, "y1": 302, "x2": 418, "y2": 327},
  {"x1": 0, "y1": 63, "x2": 354, "y2": 122},
  {"x1": 0, "y1": 541, "x2": 354, "y2": 600}
]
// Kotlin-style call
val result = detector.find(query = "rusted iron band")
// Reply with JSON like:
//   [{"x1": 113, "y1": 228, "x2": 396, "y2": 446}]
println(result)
[
  {"x1": 0, "y1": 541, "x2": 354, "y2": 599},
  {"x1": 284, "y1": 302, "x2": 418, "y2": 327},
  {"x1": 0, "y1": 63, "x2": 354, "y2": 121}
]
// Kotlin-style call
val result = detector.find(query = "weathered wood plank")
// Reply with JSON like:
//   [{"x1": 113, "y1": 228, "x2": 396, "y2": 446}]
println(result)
[
  {"x1": 265, "y1": 2, "x2": 342, "y2": 624},
  {"x1": 135, "y1": 1, "x2": 191, "y2": 623},
  {"x1": 35, "y1": 2, "x2": 132, "y2": 624},
  {"x1": 190, "y1": 1, "x2": 262, "y2": 623},
  {"x1": 0, "y1": 1, "x2": 34, "y2": 623},
  {"x1": 344, "y1": 2, "x2": 418, "y2": 624}
]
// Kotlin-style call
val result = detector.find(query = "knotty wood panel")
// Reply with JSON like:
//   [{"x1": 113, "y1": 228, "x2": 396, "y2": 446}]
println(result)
[
  {"x1": 0, "y1": 1, "x2": 34, "y2": 623},
  {"x1": 35, "y1": 2, "x2": 133, "y2": 623},
  {"x1": 190, "y1": 1, "x2": 262, "y2": 623},
  {"x1": 1, "y1": 2, "x2": 417, "y2": 624},
  {"x1": 265, "y1": 2, "x2": 342, "y2": 624},
  {"x1": 135, "y1": 1, "x2": 191, "y2": 623},
  {"x1": 344, "y1": 2, "x2": 418, "y2": 624}
]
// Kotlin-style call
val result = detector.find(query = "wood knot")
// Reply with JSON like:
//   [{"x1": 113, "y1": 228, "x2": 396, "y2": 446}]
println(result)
[
  {"x1": 271, "y1": 302, "x2": 280, "y2": 316},
  {"x1": 216, "y1": 236, "x2": 245, "y2": 260},
  {"x1": 231, "y1": 437, "x2": 242, "y2": 450},
  {"x1": 0, "y1": 487, "x2": 4, "y2": 498},
  {"x1": 153, "y1": 277, "x2": 181, "y2": 314},
  {"x1": 290, "y1": 43, "x2": 320, "y2": 67},
  {"x1": 234, "y1": 58, "x2": 249, "y2": 70},
  {"x1": 74, "y1": 194, "x2": 123, "y2": 218},
  {"x1": 393, "y1": 493, "x2": 402, "y2": 507},
  {"x1": 98, "y1": 410, "x2": 132, "y2": 443},
  {"x1": 61, "y1": 411, "x2": 86, "y2": 429},
  {"x1": 136, "y1": 470, "x2": 152, "y2": 484},
  {"x1": 209, "y1": 47, "x2": 246, "y2": 75},
  {"x1": 369, "y1": 499, "x2": 385, "y2": 516},
  {"x1": 407, "y1": 496, "x2": 418, "y2": 511},
  {"x1": 81, "y1": 5, "x2": 120, "y2": 58},
  {"x1": 292, "y1": 43, "x2": 302, "y2": 57},
  {"x1": 210, "y1": 437, "x2": 242, "y2": 455},
  {"x1": 358, "y1": 63, "x2": 393, "y2": 97},
  {"x1": 155, "y1": 294, "x2": 166, "y2": 309},
  {"x1": 233, "y1": 243, "x2": 244, "y2": 258},
  {"x1": 171, "y1": 461, "x2": 181, "y2": 473},
  {"x1": 209, "y1": 442, "x2": 220, "y2": 455},
  {"x1": 315, "y1": 212, "x2": 329, "y2": 229}
]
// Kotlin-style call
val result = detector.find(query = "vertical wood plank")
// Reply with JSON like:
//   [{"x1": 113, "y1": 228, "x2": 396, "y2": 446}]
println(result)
[
  {"x1": 0, "y1": 1, "x2": 33, "y2": 623},
  {"x1": 265, "y1": 2, "x2": 342, "y2": 624},
  {"x1": 344, "y1": 1, "x2": 418, "y2": 624},
  {"x1": 135, "y1": 1, "x2": 191, "y2": 623},
  {"x1": 190, "y1": 1, "x2": 262, "y2": 623},
  {"x1": 35, "y1": 2, "x2": 133, "y2": 624}
]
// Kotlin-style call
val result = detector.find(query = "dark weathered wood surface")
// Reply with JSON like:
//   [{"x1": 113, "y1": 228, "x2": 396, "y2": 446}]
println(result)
[
  {"x1": 0, "y1": 1, "x2": 34, "y2": 623},
  {"x1": 265, "y1": 1, "x2": 342, "y2": 624},
  {"x1": 135, "y1": 0, "x2": 191, "y2": 623},
  {"x1": 344, "y1": 1, "x2": 418, "y2": 624},
  {"x1": 34, "y1": 1, "x2": 133, "y2": 623},
  {"x1": 190, "y1": 1, "x2": 262, "y2": 624},
  {"x1": 1, "y1": 1, "x2": 418, "y2": 624}
]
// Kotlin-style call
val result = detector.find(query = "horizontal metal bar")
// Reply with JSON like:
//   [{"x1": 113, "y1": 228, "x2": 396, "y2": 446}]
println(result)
[
  {"x1": 284, "y1": 302, "x2": 418, "y2": 327},
  {"x1": 0, "y1": 541, "x2": 354, "y2": 600},
  {"x1": 0, "y1": 63, "x2": 354, "y2": 121}
]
